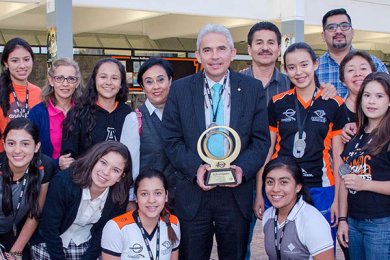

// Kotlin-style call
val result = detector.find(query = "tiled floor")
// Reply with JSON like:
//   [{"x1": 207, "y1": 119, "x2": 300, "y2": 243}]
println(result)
[{"x1": 210, "y1": 220, "x2": 344, "y2": 259}]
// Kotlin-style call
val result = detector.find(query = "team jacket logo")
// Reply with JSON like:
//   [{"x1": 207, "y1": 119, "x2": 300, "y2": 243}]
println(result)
[
  {"x1": 281, "y1": 109, "x2": 296, "y2": 122},
  {"x1": 106, "y1": 127, "x2": 117, "y2": 141},
  {"x1": 311, "y1": 110, "x2": 326, "y2": 123}
]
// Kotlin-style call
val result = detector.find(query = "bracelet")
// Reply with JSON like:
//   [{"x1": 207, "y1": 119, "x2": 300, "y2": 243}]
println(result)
[
  {"x1": 338, "y1": 217, "x2": 348, "y2": 222},
  {"x1": 9, "y1": 251, "x2": 23, "y2": 257}
]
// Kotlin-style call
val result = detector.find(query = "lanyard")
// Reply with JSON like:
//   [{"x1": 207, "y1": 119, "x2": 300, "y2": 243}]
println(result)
[
  {"x1": 294, "y1": 87, "x2": 318, "y2": 138},
  {"x1": 344, "y1": 133, "x2": 372, "y2": 165},
  {"x1": 11, "y1": 83, "x2": 29, "y2": 118},
  {"x1": 133, "y1": 211, "x2": 160, "y2": 260},
  {"x1": 204, "y1": 73, "x2": 228, "y2": 123},
  {"x1": 12, "y1": 168, "x2": 29, "y2": 237},
  {"x1": 273, "y1": 199, "x2": 298, "y2": 260}
]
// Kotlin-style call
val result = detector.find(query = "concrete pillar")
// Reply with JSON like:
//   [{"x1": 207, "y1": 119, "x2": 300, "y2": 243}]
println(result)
[
  {"x1": 280, "y1": 0, "x2": 305, "y2": 60},
  {"x1": 46, "y1": 0, "x2": 73, "y2": 65}
]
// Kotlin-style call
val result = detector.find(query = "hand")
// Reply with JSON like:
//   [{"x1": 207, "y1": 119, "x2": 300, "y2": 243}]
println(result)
[
  {"x1": 126, "y1": 201, "x2": 137, "y2": 211},
  {"x1": 253, "y1": 193, "x2": 265, "y2": 220},
  {"x1": 342, "y1": 174, "x2": 366, "y2": 191},
  {"x1": 223, "y1": 165, "x2": 243, "y2": 188},
  {"x1": 59, "y1": 153, "x2": 75, "y2": 170},
  {"x1": 337, "y1": 221, "x2": 349, "y2": 248},
  {"x1": 319, "y1": 82, "x2": 337, "y2": 100},
  {"x1": 196, "y1": 164, "x2": 215, "y2": 191},
  {"x1": 5, "y1": 252, "x2": 22, "y2": 260},
  {"x1": 330, "y1": 200, "x2": 339, "y2": 227},
  {"x1": 341, "y1": 122, "x2": 357, "y2": 144}
]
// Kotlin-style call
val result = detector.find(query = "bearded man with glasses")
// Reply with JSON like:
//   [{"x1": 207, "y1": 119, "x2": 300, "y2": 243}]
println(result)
[{"x1": 316, "y1": 8, "x2": 388, "y2": 99}]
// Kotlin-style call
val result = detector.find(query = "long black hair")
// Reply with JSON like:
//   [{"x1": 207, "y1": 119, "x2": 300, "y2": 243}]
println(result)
[
  {"x1": 0, "y1": 38, "x2": 34, "y2": 117},
  {"x1": 283, "y1": 42, "x2": 320, "y2": 89},
  {"x1": 134, "y1": 169, "x2": 179, "y2": 244},
  {"x1": 62, "y1": 58, "x2": 128, "y2": 143},
  {"x1": 1, "y1": 118, "x2": 42, "y2": 218},
  {"x1": 262, "y1": 156, "x2": 313, "y2": 206}
]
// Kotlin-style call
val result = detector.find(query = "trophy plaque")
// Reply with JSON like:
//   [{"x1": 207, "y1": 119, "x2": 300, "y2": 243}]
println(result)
[{"x1": 197, "y1": 125, "x2": 241, "y2": 186}]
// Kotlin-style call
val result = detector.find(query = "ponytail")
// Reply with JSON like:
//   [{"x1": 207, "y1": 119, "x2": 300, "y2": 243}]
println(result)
[
  {"x1": 160, "y1": 207, "x2": 178, "y2": 244},
  {"x1": 0, "y1": 69, "x2": 12, "y2": 117}
]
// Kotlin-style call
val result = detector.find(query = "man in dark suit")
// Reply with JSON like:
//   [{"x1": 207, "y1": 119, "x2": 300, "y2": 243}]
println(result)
[{"x1": 161, "y1": 24, "x2": 270, "y2": 260}]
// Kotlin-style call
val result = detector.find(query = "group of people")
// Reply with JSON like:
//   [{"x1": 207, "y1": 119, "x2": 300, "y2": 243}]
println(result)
[{"x1": 0, "y1": 6, "x2": 388, "y2": 260}]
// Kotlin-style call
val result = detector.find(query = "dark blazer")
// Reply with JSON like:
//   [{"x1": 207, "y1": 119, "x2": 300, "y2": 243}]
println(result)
[
  {"x1": 37, "y1": 169, "x2": 125, "y2": 260},
  {"x1": 161, "y1": 70, "x2": 270, "y2": 220}
]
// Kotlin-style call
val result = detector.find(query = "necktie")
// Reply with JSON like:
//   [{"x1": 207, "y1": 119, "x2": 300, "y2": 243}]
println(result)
[{"x1": 208, "y1": 83, "x2": 224, "y2": 157}]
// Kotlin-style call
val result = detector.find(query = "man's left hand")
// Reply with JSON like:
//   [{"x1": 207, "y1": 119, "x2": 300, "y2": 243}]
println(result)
[{"x1": 320, "y1": 82, "x2": 337, "y2": 100}]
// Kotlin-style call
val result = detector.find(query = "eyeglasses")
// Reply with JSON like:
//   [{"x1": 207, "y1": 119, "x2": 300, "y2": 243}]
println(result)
[
  {"x1": 325, "y1": 22, "x2": 352, "y2": 32},
  {"x1": 52, "y1": 75, "x2": 78, "y2": 84}
]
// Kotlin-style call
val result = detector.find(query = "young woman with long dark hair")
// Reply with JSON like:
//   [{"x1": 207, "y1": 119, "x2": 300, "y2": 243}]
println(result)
[
  {"x1": 255, "y1": 42, "x2": 348, "y2": 244},
  {"x1": 102, "y1": 169, "x2": 180, "y2": 260},
  {"x1": 0, "y1": 118, "x2": 54, "y2": 259},
  {"x1": 61, "y1": 58, "x2": 131, "y2": 163},
  {"x1": 31, "y1": 141, "x2": 133, "y2": 259},
  {"x1": 0, "y1": 38, "x2": 42, "y2": 151},
  {"x1": 262, "y1": 156, "x2": 334, "y2": 260},
  {"x1": 338, "y1": 72, "x2": 390, "y2": 259}
]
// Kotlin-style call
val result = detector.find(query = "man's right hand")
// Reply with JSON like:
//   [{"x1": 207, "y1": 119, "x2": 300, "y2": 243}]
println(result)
[
  {"x1": 253, "y1": 193, "x2": 265, "y2": 220},
  {"x1": 196, "y1": 164, "x2": 215, "y2": 191}
]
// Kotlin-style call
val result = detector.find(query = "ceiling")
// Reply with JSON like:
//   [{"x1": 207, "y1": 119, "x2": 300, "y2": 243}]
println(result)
[{"x1": 1, "y1": 0, "x2": 390, "y2": 60}]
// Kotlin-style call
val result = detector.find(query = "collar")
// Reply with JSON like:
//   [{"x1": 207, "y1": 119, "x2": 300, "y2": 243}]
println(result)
[
  {"x1": 47, "y1": 99, "x2": 72, "y2": 116},
  {"x1": 96, "y1": 101, "x2": 119, "y2": 112},
  {"x1": 205, "y1": 70, "x2": 230, "y2": 86},
  {"x1": 82, "y1": 186, "x2": 109, "y2": 201},
  {"x1": 272, "y1": 196, "x2": 305, "y2": 227},
  {"x1": 47, "y1": 99, "x2": 63, "y2": 116},
  {"x1": 248, "y1": 66, "x2": 282, "y2": 87},
  {"x1": 324, "y1": 46, "x2": 354, "y2": 63},
  {"x1": 145, "y1": 99, "x2": 162, "y2": 120}
]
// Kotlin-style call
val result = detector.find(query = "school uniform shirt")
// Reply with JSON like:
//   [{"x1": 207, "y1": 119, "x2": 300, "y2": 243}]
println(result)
[
  {"x1": 0, "y1": 82, "x2": 41, "y2": 151},
  {"x1": 268, "y1": 88, "x2": 348, "y2": 187},
  {"x1": 61, "y1": 101, "x2": 132, "y2": 158},
  {"x1": 262, "y1": 197, "x2": 333, "y2": 259},
  {"x1": 341, "y1": 133, "x2": 390, "y2": 219},
  {"x1": 102, "y1": 210, "x2": 180, "y2": 260}
]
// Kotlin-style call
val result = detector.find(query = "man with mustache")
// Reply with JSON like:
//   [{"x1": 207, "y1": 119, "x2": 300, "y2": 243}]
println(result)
[
  {"x1": 241, "y1": 22, "x2": 290, "y2": 105},
  {"x1": 241, "y1": 23, "x2": 289, "y2": 260},
  {"x1": 317, "y1": 8, "x2": 388, "y2": 98}
]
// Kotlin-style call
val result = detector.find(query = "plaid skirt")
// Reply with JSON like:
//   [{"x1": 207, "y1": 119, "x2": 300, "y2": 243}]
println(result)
[{"x1": 31, "y1": 240, "x2": 90, "y2": 260}]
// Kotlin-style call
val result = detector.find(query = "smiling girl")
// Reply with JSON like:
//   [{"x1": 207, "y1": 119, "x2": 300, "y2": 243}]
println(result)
[
  {"x1": 31, "y1": 141, "x2": 133, "y2": 259},
  {"x1": 0, "y1": 118, "x2": 54, "y2": 259},
  {"x1": 61, "y1": 58, "x2": 132, "y2": 163},
  {"x1": 338, "y1": 72, "x2": 390, "y2": 259},
  {"x1": 256, "y1": 42, "x2": 348, "y2": 244},
  {"x1": 262, "y1": 157, "x2": 334, "y2": 260},
  {"x1": 0, "y1": 38, "x2": 42, "y2": 151},
  {"x1": 102, "y1": 169, "x2": 180, "y2": 260}
]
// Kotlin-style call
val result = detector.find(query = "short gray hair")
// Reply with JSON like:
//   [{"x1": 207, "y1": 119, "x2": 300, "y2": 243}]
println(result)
[{"x1": 196, "y1": 24, "x2": 234, "y2": 51}]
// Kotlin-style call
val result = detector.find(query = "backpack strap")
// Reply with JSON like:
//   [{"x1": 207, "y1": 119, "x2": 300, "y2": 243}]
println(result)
[{"x1": 136, "y1": 108, "x2": 142, "y2": 136}]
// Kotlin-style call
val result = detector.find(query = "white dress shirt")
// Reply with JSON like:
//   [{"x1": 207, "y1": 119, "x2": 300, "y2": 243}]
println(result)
[{"x1": 60, "y1": 187, "x2": 109, "y2": 247}]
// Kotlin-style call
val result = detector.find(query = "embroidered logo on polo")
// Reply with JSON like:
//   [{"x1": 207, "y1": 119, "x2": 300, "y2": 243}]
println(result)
[
  {"x1": 162, "y1": 240, "x2": 172, "y2": 255},
  {"x1": 311, "y1": 110, "x2": 326, "y2": 123},
  {"x1": 281, "y1": 109, "x2": 296, "y2": 122},
  {"x1": 130, "y1": 243, "x2": 143, "y2": 253},
  {"x1": 106, "y1": 127, "x2": 117, "y2": 141}
]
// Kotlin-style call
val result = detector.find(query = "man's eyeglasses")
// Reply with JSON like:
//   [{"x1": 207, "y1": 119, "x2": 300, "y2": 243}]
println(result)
[
  {"x1": 52, "y1": 75, "x2": 78, "y2": 84},
  {"x1": 325, "y1": 22, "x2": 352, "y2": 32}
]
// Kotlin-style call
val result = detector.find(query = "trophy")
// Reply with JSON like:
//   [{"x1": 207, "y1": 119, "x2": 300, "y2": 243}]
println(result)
[{"x1": 197, "y1": 125, "x2": 241, "y2": 186}]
